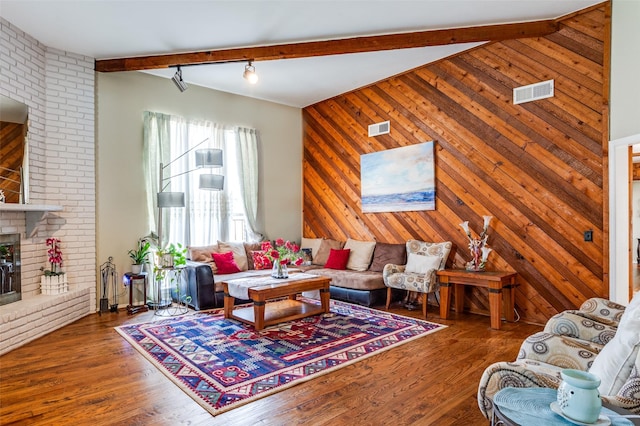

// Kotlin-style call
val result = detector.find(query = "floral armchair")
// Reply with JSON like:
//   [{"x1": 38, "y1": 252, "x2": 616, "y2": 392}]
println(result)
[
  {"x1": 478, "y1": 296, "x2": 640, "y2": 420},
  {"x1": 383, "y1": 240, "x2": 453, "y2": 318}
]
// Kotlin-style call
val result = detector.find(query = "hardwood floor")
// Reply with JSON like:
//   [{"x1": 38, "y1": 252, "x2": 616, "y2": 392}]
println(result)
[{"x1": 0, "y1": 302, "x2": 542, "y2": 425}]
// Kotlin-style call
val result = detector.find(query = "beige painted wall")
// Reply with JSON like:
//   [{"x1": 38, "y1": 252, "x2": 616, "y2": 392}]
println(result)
[
  {"x1": 609, "y1": 0, "x2": 640, "y2": 303},
  {"x1": 611, "y1": 0, "x2": 640, "y2": 140},
  {"x1": 96, "y1": 72, "x2": 302, "y2": 306}
]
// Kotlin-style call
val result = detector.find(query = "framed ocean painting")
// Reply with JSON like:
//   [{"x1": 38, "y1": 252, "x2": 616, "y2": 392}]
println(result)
[{"x1": 360, "y1": 141, "x2": 435, "y2": 213}]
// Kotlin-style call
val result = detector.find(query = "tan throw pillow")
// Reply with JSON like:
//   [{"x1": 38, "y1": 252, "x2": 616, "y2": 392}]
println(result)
[
  {"x1": 188, "y1": 244, "x2": 219, "y2": 262},
  {"x1": 313, "y1": 239, "x2": 344, "y2": 265},
  {"x1": 344, "y1": 238, "x2": 376, "y2": 271},
  {"x1": 218, "y1": 241, "x2": 249, "y2": 271},
  {"x1": 405, "y1": 253, "x2": 441, "y2": 274},
  {"x1": 301, "y1": 237, "x2": 323, "y2": 260}
]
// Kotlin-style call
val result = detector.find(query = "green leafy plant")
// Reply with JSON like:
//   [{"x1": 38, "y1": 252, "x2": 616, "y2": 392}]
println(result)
[
  {"x1": 153, "y1": 242, "x2": 191, "y2": 306},
  {"x1": 154, "y1": 243, "x2": 187, "y2": 280},
  {"x1": 167, "y1": 243, "x2": 187, "y2": 268},
  {"x1": 128, "y1": 240, "x2": 151, "y2": 265}
]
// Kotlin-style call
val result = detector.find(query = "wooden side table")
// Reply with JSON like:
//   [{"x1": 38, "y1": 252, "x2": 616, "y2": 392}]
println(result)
[
  {"x1": 437, "y1": 269, "x2": 517, "y2": 329},
  {"x1": 124, "y1": 272, "x2": 148, "y2": 315}
]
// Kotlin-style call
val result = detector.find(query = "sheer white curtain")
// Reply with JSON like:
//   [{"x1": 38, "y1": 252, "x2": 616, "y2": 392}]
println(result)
[
  {"x1": 142, "y1": 112, "x2": 171, "y2": 238},
  {"x1": 143, "y1": 112, "x2": 260, "y2": 247},
  {"x1": 234, "y1": 127, "x2": 263, "y2": 241},
  {"x1": 183, "y1": 123, "x2": 229, "y2": 245}
]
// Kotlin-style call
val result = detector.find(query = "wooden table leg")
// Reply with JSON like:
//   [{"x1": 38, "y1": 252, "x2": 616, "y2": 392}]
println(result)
[
  {"x1": 488, "y1": 286, "x2": 503, "y2": 329},
  {"x1": 454, "y1": 284, "x2": 465, "y2": 314},
  {"x1": 320, "y1": 287, "x2": 330, "y2": 313},
  {"x1": 503, "y1": 281, "x2": 516, "y2": 322},
  {"x1": 439, "y1": 281, "x2": 452, "y2": 319},
  {"x1": 223, "y1": 283, "x2": 234, "y2": 319},
  {"x1": 253, "y1": 298, "x2": 266, "y2": 330}
]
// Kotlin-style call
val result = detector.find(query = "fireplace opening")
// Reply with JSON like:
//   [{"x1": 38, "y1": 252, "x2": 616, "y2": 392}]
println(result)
[{"x1": 0, "y1": 233, "x2": 21, "y2": 306}]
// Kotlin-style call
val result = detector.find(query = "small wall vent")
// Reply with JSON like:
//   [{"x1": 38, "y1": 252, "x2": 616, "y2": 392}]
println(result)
[
  {"x1": 368, "y1": 121, "x2": 390, "y2": 137},
  {"x1": 513, "y1": 79, "x2": 554, "y2": 105}
]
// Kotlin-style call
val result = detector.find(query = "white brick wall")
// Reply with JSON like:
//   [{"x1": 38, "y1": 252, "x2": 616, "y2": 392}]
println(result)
[{"x1": 0, "y1": 18, "x2": 96, "y2": 355}]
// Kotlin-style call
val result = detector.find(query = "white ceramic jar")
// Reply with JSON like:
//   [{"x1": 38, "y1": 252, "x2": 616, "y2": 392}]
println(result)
[{"x1": 557, "y1": 369, "x2": 602, "y2": 423}]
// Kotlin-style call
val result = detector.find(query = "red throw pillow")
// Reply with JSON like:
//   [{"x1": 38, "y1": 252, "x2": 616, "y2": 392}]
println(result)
[
  {"x1": 251, "y1": 250, "x2": 273, "y2": 270},
  {"x1": 324, "y1": 248, "x2": 351, "y2": 270},
  {"x1": 211, "y1": 251, "x2": 241, "y2": 274}
]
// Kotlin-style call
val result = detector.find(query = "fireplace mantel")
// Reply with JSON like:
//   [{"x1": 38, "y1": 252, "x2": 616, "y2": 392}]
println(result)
[{"x1": 0, "y1": 204, "x2": 63, "y2": 236}]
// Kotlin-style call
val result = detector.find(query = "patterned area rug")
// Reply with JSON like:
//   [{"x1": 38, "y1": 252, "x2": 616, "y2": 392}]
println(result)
[{"x1": 115, "y1": 298, "x2": 446, "y2": 416}]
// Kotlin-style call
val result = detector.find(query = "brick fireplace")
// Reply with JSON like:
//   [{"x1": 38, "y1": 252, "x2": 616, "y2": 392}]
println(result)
[{"x1": 0, "y1": 19, "x2": 97, "y2": 355}]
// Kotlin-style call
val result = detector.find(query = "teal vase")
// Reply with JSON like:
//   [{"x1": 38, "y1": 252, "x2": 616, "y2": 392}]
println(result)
[{"x1": 557, "y1": 369, "x2": 602, "y2": 423}]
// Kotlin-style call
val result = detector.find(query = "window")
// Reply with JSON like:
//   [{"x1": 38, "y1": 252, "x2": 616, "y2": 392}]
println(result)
[{"x1": 144, "y1": 112, "x2": 259, "y2": 247}]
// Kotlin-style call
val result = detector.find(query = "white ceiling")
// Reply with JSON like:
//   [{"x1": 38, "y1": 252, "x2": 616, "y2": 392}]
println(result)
[{"x1": 0, "y1": 0, "x2": 602, "y2": 107}]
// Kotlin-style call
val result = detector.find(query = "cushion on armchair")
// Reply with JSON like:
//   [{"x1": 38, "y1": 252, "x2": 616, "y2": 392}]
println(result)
[
  {"x1": 544, "y1": 310, "x2": 618, "y2": 346},
  {"x1": 405, "y1": 239, "x2": 452, "y2": 270},
  {"x1": 478, "y1": 295, "x2": 640, "y2": 420},
  {"x1": 579, "y1": 297, "x2": 627, "y2": 323},
  {"x1": 588, "y1": 292, "x2": 640, "y2": 396},
  {"x1": 517, "y1": 332, "x2": 602, "y2": 371},
  {"x1": 405, "y1": 253, "x2": 441, "y2": 274},
  {"x1": 383, "y1": 240, "x2": 452, "y2": 295}
]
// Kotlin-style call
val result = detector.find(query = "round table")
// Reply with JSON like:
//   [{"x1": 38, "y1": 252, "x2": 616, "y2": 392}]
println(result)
[{"x1": 493, "y1": 387, "x2": 638, "y2": 426}]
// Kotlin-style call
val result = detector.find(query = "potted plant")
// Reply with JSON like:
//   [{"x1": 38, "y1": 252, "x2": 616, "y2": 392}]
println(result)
[
  {"x1": 153, "y1": 243, "x2": 190, "y2": 307},
  {"x1": 155, "y1": 242, "x2": 186, "y2": 269},
  {"x1": 40, "y1": 237, "x2": 68, "y2": 294},
  {"x1": 0, "y1": 245, "x2": 8, "y2": 264},
  {"x1": 128, "y1": 239, "x2": 151, "y2": 274}
]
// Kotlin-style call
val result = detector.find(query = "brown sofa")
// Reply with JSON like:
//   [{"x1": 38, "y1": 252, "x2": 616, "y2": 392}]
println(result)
[{"x1": 181, "y1": 238, "x2": 407, "y2": 310}]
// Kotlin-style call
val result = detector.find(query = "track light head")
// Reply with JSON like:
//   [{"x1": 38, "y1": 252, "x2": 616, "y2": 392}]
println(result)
[
  {"x1": 172, "y1": 66, "x2": 188, "y2": 92},
  {"x1": 243, "y1": 61, "x2": 258, "y2": 84}
]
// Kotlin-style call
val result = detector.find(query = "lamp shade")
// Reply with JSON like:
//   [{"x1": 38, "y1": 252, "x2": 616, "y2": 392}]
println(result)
[
  {"x1": 199, "y1": 174, "x2": 224, "y2": 190},
  {"x1": 157, "y1": 191, "x2": 185, "y2": 208},
  {"x1": 195, "y1": 149, "x2": 223, "y2": 168}
]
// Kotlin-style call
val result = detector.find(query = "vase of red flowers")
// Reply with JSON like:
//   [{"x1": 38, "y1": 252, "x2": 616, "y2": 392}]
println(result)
[
  {"x1": 41, "y1": 237, "x2": 68, "y2": 294},
  {"x1": 261, "y1": 238, "x2": 304, "y2": 279}
]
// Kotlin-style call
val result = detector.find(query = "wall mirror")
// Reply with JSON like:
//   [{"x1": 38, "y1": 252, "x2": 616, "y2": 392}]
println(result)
[{"x1": 0, "y1": 95, "x2": 29, "y2": 204}]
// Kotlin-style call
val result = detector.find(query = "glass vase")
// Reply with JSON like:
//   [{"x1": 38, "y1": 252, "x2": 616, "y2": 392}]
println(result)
[{"x1": 271, "y1": 261, "x2": 288, "y2": 279}]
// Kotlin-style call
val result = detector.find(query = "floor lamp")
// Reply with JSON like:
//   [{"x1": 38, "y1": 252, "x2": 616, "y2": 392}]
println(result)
[{"x1": 156, "y1": 138, "x2": 225, "y2": 249}]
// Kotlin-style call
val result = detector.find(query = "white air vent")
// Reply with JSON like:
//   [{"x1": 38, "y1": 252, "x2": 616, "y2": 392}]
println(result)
[
  {"x1": 513, "y1": 79, "x2": 554, "y2": 105},
  {"x1": 368, "y1": 121, "x2": 390, "y2": 137}
]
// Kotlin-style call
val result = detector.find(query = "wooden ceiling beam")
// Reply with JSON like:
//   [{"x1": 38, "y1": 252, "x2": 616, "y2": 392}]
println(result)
[{"x1": 95, "y1": 20, "x2": 558, "y2": 72}]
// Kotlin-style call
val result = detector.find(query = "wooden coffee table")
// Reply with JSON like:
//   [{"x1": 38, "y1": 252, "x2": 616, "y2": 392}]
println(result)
[{"x1": 221, "y1": 274, "x2": 331, "y2": 330}]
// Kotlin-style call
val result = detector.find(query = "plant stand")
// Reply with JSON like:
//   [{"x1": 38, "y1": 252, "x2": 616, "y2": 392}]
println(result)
[
  {"x1": 153, "y1": 267, "x2": 188, "y2": 317},
  {"x1": 41, "y1": 275, "x2": 68, "y2": 295}
]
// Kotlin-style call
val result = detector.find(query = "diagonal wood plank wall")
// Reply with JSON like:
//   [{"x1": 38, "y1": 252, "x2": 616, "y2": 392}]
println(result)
[{"x1": 302, "y1": 4, "x2": 609, "y2": 325}]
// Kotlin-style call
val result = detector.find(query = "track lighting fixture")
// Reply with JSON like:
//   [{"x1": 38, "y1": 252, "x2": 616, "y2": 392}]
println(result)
[
  {"x1": 172, "y1": 66, "x2": 188, "y2": 92},
  {"x1": 243, "y1": 61, "x2": 258, "y2": 84}
]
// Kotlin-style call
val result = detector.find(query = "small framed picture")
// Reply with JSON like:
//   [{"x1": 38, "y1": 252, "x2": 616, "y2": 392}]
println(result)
[{"x1": 301, "y1": 248, "x2": 313, "y2": 265}]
